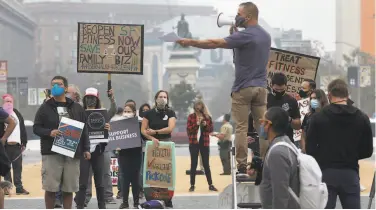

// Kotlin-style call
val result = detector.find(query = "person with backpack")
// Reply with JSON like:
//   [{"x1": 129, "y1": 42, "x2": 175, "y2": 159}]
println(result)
[
  {"x1": 306, "y1": 79, "x2": 373, "y2": 209},
  {"x1": 258, "y1": 107, "x2": 300, "y2": 209},
  {"x1": 259, "y1": 107, "x2": 328, "y2": 209}
]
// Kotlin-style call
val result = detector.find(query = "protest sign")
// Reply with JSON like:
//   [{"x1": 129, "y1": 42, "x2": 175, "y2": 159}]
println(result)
[
  {"x1": 77, "y1": 22, "x2": 144, "y2": 75},
  {"x1": 106, "y1": 117, "x2": 141, "y2": 151},
  {"x1": 267, "y1": 48, "x2": 320, "y2": 93},
  {"x1": 143, "y1": 141, "x2": 176, "y2": 190},
  {"x1": 52, "y1": 117, "x2": 85, "y2": 158},
  {"x1": 293, "y1": 98, "x2": 310, "y2": 141},
  {"x1": 110, "y1": 158, "x2": 119, "y2": 186},
  {"x1": 86, "y1": 109, "x2": 109, "y2": 143}
]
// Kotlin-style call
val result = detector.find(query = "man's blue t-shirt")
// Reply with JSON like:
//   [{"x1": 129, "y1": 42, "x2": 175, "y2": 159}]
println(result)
[{"x1": 224, "y1": 25, "x2": 271, "y2": 92}]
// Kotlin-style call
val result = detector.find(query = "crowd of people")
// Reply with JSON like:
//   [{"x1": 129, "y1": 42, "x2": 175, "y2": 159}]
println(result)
[{"x1": 0, "y1": 1, "x2": 374, "y2": 209}]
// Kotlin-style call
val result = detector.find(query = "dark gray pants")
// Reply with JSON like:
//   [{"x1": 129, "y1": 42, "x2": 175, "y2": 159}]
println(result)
[
  {"x1": 74, "y1": 148, "x2": 106, "y2": 209},
  {"x1": 323, "y1": 168, "x2": 361, "y2": 209},
  {"x1": 219, "y1": 148, "x2": 231, "y2": 174},
  {"x1": 4, "y1": 144, "x2": 23, "y2": 190}
]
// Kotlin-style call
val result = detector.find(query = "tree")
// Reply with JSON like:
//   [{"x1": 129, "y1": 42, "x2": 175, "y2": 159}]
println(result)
[
  {"x1": 343, "y1": 48, "x2": 375, "y2": 116},
  {"x1": 169, "y1": 81, "x2": 198, "y2": 119}
]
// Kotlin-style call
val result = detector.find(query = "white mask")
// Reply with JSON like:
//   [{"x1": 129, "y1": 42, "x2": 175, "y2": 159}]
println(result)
[{"x1": 123, "y1": 113, "x2": 134, "y2": 119}]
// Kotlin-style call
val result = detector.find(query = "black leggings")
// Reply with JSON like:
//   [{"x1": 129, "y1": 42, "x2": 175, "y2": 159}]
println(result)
[
  {"x1": 75, "y1": 147, "x2": 105, "y2": 209},
  {"x1": 119, "y1": 148, "x2": 142, "y2": 203},
  {"x1": 189, "y1": 138, "x2": 213, "y2": 186}
]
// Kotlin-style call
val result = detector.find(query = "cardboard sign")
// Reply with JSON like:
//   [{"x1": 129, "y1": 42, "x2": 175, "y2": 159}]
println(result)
[
  {"x1": 77, "y1": 23, "x2": 144, "y2": 75},
  {"x1": 106, "y1": 117, "x2": 142, "y2": 151},
  {"x1": 143, "y1": 141, "x2": 176, "y2": 190},
  {"x1": 86, "y1": 109, "x2": 109, "y2": 143},
  {"x1": 52, "y1": 117, "x2": 85, "y2": 158},
  {"x1": 267, "y1": 48, "x2": 320, "y2": 93},
  {"x1": 293, "y1": 98, "x2": 310, "y2": 141},
  {"x1": 110, "y1": 158, "x2": 119, "y2": 186}
]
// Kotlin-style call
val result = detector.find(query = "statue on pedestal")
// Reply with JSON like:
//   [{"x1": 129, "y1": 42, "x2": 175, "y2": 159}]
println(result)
[{"x1": 173, "y1": 14, "x2": 192, "y2": 50}]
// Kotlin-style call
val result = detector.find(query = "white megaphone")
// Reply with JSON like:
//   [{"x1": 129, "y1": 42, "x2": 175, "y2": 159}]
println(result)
[{"x1": 217, "y1": 12, "x2": 235, "y2": 27}]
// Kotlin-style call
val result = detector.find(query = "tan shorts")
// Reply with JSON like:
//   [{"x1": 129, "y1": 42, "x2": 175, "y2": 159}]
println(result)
[{"x1": 41, "y1": 154, "x2": 80, "y2": 193}]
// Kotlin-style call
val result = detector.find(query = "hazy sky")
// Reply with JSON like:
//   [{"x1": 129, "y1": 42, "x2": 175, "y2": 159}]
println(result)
[
  {"x1": 24, "y1": 0, "x2": 337, "y2": 51},
  {"x1": 172, "y1": 0, "x2": 336, "y2": 51}
]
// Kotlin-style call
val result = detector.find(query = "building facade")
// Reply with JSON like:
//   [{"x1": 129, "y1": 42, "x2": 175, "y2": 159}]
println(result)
[
  {"x1": 0, "y1": 0, "x2": 36, "y2": 113},
  {"x1": 24, "y1": 0, "x2": 216, "y2": 102},
  {"x1": 274, "y1": 29, "x2": 314, "y2": 56},
  {"x1": 360, "y1": 0, "x2": 375, "y2": 58}
]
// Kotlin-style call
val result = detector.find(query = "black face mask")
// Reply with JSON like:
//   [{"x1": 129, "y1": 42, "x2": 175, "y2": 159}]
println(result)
[
  {"x1": 272, "y1": 90, "x2": 285, "y2": 99},
  {"x1": 85, "y1": 96, "x2": 97, "y2": 107},
  {"x1": 235, "y1": 15, "x2": 246, "y2": 27},
  {"x1": 299, "y1": 89, "x2": 309, "y2": 98}
]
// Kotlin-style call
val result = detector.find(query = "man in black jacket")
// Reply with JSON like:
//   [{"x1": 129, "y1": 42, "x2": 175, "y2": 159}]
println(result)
[
  {"x1": 306, "y1": 79, "x2": 373, "y2": 209},
  {"x1": 1, "y1": 94, "x2": 29, "y2": 195},
  {"x1": 33, "y1": 76, "x2": 91, "y2": 209}
]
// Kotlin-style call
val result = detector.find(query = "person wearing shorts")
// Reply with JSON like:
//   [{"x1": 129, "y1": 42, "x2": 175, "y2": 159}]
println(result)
[{"x1": 33, "y1": 76, "x2": 90, "y2": 209}]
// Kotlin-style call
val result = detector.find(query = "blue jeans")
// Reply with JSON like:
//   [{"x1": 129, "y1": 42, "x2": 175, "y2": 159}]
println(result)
[{"x1": 55, "y1": 185, "x2": 62, "y2": 202}]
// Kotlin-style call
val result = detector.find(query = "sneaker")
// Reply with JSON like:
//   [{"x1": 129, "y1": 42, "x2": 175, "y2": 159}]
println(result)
[
  {"x1": 16, "y1": 188, "x2": 30, "y2": 195},
  {"x1": 165, "y1": 200, "x2": 173, "y2": 208},
  {"x1": 220, "y1": 172, "x2": 231, "y2": 175},
  {"x1": 119, "y1": 202, "x2": 129, "y2": 209},
  {"x1": 54, "y1": 200, "x2": 62, "y2": 208},
  {"x1": 105, "y1": 197, "x2": 117, "y2": 204},
  {"x1": 189, "y1": 185, "x2": 195, "y2": 192},
  {"x1": 209, "y1": 185, "x2": 218, "y2": 192}
]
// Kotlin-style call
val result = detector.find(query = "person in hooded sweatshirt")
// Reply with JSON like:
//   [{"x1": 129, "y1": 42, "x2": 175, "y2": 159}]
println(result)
[
  {"x1": 306, "y1": 79, "x2": 373, "y2": 209},
  {"x1": 74, "y1": 87, "x2": 111, "y2": 209},
  {"x1": 33, "y1": 76, "x2": 91, "y2": 209}
]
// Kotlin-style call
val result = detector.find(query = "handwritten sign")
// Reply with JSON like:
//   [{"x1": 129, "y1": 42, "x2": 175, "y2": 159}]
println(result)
[
  {"x1": 143, "y1": 141, "x2": 176, "y2": 190},
  {"x1": 52, "y1": 117, "x2": 85, "y2": 158},
  {"x1": 110, "y1": 158, "x2": 119, "y2": 186},
  {"x1": 77, "y1": 23, "x2": 144, "y2": 74},
  {"x1": 267, "y1": 48, "x2": 320, "y2": 93},
  {"x1": 293, "y1": 98, "x2": 310, "y2": 141}
]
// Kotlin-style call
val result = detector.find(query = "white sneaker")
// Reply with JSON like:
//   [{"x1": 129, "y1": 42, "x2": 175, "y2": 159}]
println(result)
[{"x1": 360, "y1": 185, "x2": 366, "y2": 192}]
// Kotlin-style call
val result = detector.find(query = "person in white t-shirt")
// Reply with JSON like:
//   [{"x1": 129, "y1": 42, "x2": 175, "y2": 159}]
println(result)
[{"x1": 1, "y1": 94, "x2": 29, "y2": 195}]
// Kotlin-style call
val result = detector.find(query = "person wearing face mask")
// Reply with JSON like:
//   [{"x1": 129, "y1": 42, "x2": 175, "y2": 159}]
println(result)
[
  {"x1": 33, "y1": 76, "x2": 91, "y2": 209},
  {"x1": 137, "y1": 103, "x2": 150, "y2": 198},
  {"x1": 0, "y1": 94, "x2": 29, "y2": 195},
  {"x1": 265, "y1": 73, "x2": 301, "y2": 158},
  {"x1": 175, "y1": 2, "x2": 270, "y2": 174},
  {"x1": 74, "y1": 88, "x2": 111, "y2": 209},
  {"x1": 306, "y1": 79, "x2": 373, "y2": 209},
  {"x1": 300, "y1": 89, "x2": 328, "y2": 153},
  {"x1": 141, "y1": 90, "x2": 176, "y2": 208},
  {"x1": 259, "y1": 107, "x2": 300, "y2": 209},
  {"x1": 66, "y1": 84, "x2": 82, "y2": 104},
  {"x1": 115, "y1": 104, "x2": 143, "y2": 209},
  {"x1": 297, "y1": 79, "x2": 316, "y2": 100},
  {"x1": 187, "y1": 100, "x2": 218, "y2": 192}
]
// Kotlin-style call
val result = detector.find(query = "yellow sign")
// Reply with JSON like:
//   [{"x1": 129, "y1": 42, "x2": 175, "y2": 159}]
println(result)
[
  {"x1": 267, "y1": 48, "x2": 320, "y2": 93},
  {"x1": 77, "y1": 23, "x2": 144, "y2": 74}
]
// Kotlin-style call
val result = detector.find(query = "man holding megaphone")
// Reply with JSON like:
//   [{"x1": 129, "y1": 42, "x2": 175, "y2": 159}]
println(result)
[{"x1": 176, "y1": 1, "x2": 271, "y2": 175}]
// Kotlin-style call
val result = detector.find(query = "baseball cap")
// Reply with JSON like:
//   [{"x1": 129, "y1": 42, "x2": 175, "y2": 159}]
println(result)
[{"x1": 85, "y1": 87, "x2": 99, "y2": 97}]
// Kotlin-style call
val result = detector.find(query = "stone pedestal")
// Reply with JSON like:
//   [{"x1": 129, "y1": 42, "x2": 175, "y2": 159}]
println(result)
[{"x1": 165, "y1": 49, "x2": 200, "y2": 89}]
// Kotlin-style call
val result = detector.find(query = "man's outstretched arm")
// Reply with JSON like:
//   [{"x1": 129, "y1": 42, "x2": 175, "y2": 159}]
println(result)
[{"x1": 178, "y1": 39, "x2": 229, "y2": 49}]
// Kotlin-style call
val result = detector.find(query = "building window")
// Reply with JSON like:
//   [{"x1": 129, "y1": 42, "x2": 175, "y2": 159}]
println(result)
[
  {"x1": 71, "y1": 49, "x2": 77, "y2": 58},
  {"x1": 54, "y1": 32, "x2": 60, "y2": 41},
  {"x1": 55, "y1": 49, "x2": 60, "y2": 57},
  {"x1": 56, "y1": 63, "x2": 61, "y2": 74},
  {"x1": 73, "y1": 32, "x2": 77, "y2": 41}
]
